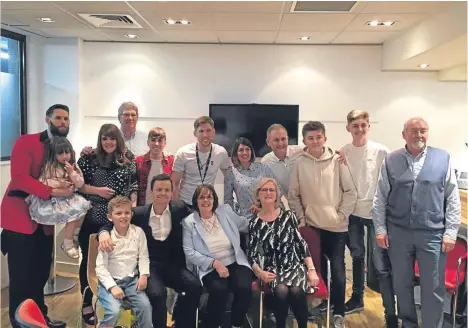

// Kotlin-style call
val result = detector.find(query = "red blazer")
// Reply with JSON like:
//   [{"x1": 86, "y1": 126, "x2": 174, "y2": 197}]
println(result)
[{"x1": 1, "y1": 130, "x2": 54, "y2": 235}]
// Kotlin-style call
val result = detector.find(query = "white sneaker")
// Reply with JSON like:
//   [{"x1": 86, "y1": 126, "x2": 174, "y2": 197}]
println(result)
[{"x1": 333, "y1": 315, "x2": 345, "y2": 328}]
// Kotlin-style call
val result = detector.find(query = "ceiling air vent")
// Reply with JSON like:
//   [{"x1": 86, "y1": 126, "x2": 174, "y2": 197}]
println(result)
[
  {"x1": 290, "y1": 1, "x2": 358, "y2": 12},
  {"x1": 77, "y1": 13, "x2": 143, "y2": 28}
]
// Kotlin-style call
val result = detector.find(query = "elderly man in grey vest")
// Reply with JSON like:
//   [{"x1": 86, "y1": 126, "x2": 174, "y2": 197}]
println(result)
[{"x1": 373, "y1": 117, "x2": 461, "y2": 328}]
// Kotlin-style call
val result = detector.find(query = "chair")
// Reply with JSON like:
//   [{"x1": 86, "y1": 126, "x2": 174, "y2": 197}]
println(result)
[
  {"x1": 14, "y1": 299, "x2": 48, "y2": 328},
  {"x1": 85, "y1": 234, "x2": 135, "y2": 328},
  {"x1": 414, "y1": 237, "x2": 468, "y2": 327}
]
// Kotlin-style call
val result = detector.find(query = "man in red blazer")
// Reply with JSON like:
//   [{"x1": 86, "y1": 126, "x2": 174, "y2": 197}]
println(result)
[{"x1": 1, "y1": 104, "x2": 73, "y2": 328}]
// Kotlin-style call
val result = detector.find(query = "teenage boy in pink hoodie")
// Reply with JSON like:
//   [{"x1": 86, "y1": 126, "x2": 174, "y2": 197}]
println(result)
[{"x1": 289, "y1": 121, "x2": 357, "y2": 328}]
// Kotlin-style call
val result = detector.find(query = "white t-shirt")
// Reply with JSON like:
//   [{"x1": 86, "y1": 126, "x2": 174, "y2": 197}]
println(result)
[
  {"x1": 340, "y1": 140, "x2": 389, "y2": 219},
  {"x1": 145, "y1": 160, "x2": 163, "y2": 205},
  {"x1": 261, "y1": 145, "x2": 303, "y2": 195},
  {"x1": 173, "y1": 143, "x2": 231, "y2": 205}
]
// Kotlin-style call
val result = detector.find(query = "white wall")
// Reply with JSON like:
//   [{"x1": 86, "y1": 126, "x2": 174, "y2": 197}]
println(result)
[{"x1": 79, "y1": 42, "x2": 467, "y2": 168}]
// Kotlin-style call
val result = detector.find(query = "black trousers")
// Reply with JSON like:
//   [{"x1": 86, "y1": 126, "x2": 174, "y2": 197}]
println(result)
[
  {"x1": 202, "y1": 263, "x2": 253, "y2": 328},
  {"x1": 1, "y1": 226, "x2": 53, "y2": 323},
  {"x1": 146, "y1": 263, "x2": 202, "y2": 328},
  {"x1": 77, "y1": 220, "x2": 103, "y2": 306}
]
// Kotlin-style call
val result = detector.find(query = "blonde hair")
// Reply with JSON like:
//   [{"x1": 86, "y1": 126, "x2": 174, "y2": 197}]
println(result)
[
  {"x1": 346, "y1": 110, "x2": 369, "y2": 125},
  {"x1": 255, "y1": 178, "x2": 281, "y2": 207},
  {"x1": 148, "y1": 127, "x2": 167, "y2": 140},
  {"x1": 108, "y1": 196, "x2": 132, "y2": 214}
]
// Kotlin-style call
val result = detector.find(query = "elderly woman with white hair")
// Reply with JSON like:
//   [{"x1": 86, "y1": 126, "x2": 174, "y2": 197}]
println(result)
[{"x1": 248, "y1": 178, "x2": 320, "y2": 328}]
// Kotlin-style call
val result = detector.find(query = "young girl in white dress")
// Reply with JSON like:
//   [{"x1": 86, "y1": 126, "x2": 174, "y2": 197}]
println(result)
[{"x1": 27, "y1": 136, "x2": 91, "y2": 259}]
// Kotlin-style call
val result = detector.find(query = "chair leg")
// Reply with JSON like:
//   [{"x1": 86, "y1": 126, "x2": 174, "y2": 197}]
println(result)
[
  {"x1": 326, "y1": 257, "x2": 331, "y2": 328},
  {"x1": 195, "y1": 308, "x2": 199, "y2": 328},
  {"x1": 452, "y1": 292, "x2": 458, "y2": 328},
  {"x1": 259, "y1": 289, "x2": 264, "y2": 328},
  {"x1": 245, "y1": 313, "x2": 254, "y2": 328}
]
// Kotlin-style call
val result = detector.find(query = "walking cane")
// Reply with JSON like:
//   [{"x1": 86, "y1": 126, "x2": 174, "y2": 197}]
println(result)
[{"x1": 258, "y1": 246, "x2": 265, "y2": 328}]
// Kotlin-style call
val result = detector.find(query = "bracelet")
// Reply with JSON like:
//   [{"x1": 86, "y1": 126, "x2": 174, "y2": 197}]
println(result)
[{"x1": 308, "y1": 267, "x2": 316, "y2": 272}]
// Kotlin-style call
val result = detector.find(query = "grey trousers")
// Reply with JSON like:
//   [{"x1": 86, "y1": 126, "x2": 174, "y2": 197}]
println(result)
[{"x1": 387, "y1": 223, "x2": 447, "y2": 328}]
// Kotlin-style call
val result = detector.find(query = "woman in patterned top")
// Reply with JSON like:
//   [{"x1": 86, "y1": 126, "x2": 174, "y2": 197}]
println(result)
[
  {"x1": 224, "y1": 137, "x2": 282, "y2": 217},
  {"x1": 248, "y1": 178, "x2": 319, "y2": 328},
  {"x1": 77, "y1": 123, "x2": 138, "y2": 325}
]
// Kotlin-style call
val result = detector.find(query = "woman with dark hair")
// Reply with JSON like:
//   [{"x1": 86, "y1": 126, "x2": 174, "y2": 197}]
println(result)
[
  {"x1": 224, "y1": 137, "x2": 282, "y2": 217},
  {"x1": 182, "y1": 185, "x2": 253, "y2": 328},
  {"x1": 77, "y1": 123, "x2": 138, "y2": 325}
]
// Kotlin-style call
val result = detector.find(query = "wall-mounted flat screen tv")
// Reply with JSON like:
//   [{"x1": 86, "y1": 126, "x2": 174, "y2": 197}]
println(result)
[{"x1": 209, "y1": 104, "x2": 299, "y2": 157}]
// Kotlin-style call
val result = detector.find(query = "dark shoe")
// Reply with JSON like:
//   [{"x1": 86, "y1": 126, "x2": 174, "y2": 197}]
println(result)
[
  {"x1": 45, "y1": 317, "x2": 66, "y2": 328},
  {"x1": 345, "y1": 295, "x2": 364, "y2": 314},
  {"x1": 81, "y1": 305, "x2": 97, "y2": 326},
  {"x1": 385, "y1": 315, "x2": 398, "y2": 328},
  {"x1": 318, "y1": 300, "x2": 334, "y2": 314}
]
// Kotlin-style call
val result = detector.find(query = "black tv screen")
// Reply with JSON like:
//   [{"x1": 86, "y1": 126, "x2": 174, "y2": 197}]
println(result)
[{"x1": 209, "y1": 104, "x2": 299, "y2": 157}]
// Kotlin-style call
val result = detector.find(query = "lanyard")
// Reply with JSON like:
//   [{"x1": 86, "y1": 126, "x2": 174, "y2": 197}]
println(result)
[{"x1": 196, "y1": 144, "x2": 213, "y2": 184}]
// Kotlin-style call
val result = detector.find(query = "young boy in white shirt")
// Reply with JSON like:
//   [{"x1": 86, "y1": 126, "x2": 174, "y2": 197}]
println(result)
[
  {"x1": 96, "y1": 196, "x2": 152, "y2": 328},
  {"x1": 340, "y1": 110, "x2": 397, "y2": 328}
]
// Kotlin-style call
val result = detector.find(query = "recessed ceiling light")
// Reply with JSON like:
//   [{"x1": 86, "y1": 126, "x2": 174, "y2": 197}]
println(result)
[
  {"x1": 366, "y1": 20, "x2": 395, "y2": 27},
  {"x1": 125, "y1": 34, "x2": 139, "y2": 39},
  {"x1": 38, "y1": 17, "x2": 55, "y2": 23},
  {"x1": 163, "y1": 19, "x2": 192, "y2": 25},
  {"x1": 419, "y1": 64, "x2": 430, "y2": 68},
  {"x1": 298, "y1": 36, "x2": 311, "y2": 41}
]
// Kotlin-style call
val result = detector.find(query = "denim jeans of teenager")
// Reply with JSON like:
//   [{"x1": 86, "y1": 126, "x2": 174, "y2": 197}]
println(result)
[
  {"x1": 319, "y1": 229, "x2": 347, "y2": 317},
  {"x1": 97, "y1": 276, "x2": 152, "y2": 327},
  {"x1": 347, "y1": 215, "x2": 396, "y2": 316}
]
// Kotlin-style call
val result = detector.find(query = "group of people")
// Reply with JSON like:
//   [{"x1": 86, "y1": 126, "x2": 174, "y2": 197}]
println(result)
[{"x1": 0, "y1": 101, "x2": 461, "y2": 328}]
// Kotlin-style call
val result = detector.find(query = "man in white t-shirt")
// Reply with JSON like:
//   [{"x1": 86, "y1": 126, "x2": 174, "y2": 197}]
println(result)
[
  {"x1": 172, "y1": 116, "x2": 231, "y2": 206},
  {"x1": 340, "y1": 110, "x2": 396, "y2": 328},
  {"x1": 261, "y1": 124, "x2": 303, "y2": 195}
]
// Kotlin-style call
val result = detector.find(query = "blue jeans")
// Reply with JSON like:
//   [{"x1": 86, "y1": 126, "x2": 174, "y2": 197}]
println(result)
[
  {"x1": 348, "y1": 215, "x2": 396, "y2": 316},
  {"x1": 97, "y1": 276, "x2": 152, "y2": 327}
]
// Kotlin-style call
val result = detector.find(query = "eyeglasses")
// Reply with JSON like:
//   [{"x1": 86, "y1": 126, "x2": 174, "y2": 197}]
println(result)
[
  {"x1": 260, "y1": 188, "x2": 276, "y2": 194},
  {"x1": 198, "y1": 196, "x2": 213, "y2": 201}
]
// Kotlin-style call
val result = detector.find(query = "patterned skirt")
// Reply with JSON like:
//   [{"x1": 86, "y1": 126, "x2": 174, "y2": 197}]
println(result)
[
  {"x1": 268, "y1": 264, "x2": 316, "y2": 295},
  {"x1": 27, "y1": 194, "x2": 92, "y2": 225}
]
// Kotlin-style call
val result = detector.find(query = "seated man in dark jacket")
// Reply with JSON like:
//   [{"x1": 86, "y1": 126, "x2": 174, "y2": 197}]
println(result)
[{"x1": 98, "y1": 173, "x2": 201, "y2": 328}]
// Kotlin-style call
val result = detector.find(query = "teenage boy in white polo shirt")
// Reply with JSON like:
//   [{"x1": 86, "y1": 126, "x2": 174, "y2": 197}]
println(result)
[
  {"x1": 172, "y1": 116, "x2": 231, "y2": 206},
  {"x1": 340, "y1": 110, "x2": 397, "y2": 328}
]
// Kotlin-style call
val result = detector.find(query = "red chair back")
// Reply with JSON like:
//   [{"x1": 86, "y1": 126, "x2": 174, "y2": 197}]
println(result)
[{"x1": 14, "y1": 299, "x2": 48, "y2": 328}]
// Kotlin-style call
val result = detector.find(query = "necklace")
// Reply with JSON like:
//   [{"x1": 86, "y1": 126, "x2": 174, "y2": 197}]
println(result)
[{"x1": 201, "y1": 214, "x2": 219, "y2": 235}]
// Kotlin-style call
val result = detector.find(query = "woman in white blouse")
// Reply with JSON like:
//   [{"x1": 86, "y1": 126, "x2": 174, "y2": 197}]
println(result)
[{"x1": 182, "y1": 184, "x2": 253, "y2": 328}]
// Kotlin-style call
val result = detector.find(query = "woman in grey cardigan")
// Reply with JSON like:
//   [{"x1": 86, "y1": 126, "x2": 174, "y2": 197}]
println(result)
[{"x1": 182, "y1": 184, "x2": 253, "y2": 328}]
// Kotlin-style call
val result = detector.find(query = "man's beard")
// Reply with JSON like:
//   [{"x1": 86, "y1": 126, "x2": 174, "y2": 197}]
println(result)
[
  {"x1": 49, "y1": 121, "x2": 69, "y2": 137},
  {"x1": 412, "y1": 140, "x2": 426, "y2": 150}
]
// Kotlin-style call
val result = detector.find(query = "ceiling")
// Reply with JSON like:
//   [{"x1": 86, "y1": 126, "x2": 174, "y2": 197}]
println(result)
[{"x1": 0, "y1": 1, "x2": 454, "y2": 44}]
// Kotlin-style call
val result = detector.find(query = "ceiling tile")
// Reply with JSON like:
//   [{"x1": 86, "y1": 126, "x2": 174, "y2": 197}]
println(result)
[
  {"x1": 139, "y1": 12, "x2": 213, "y2": 30},
  {"x1": 360, "y1": 1, "x2": 451, "y2": 14},
  {"x1": 212, "y1": 13, "x2": 280, "y2": 31},
  {"x1": 53, "y1": 1, "x2": 133, "y2": 12},
  {"x1": 1, "y1": 1, "x2": 56, "y2": 10},
  {"x1": 99, "y1": 29, "x2": 164, "y2": 42},
  {"x1": 204, "y1": 1, "x2": 284, "y2": 13},
  {"x1": 1, "y1": 9, "x2": 89, "y2": 28},
  {"x1": 128, "y1": 1, "x2": 209, "y2": 13},
  {"x1": 156, "y1": 30, "x2": 218, "y2": 42},
  {"x1": 280, "y1": 13, "x2": 356, "y2": 31},
  {"x1": 276, "y1": 31, "x2": 339, "y2": 44},
  {"x1": 346, "y1": 13, "x2": 427, "y2": 31},
  {"x1": 216, "y1": 31, "x2": 277, "y2": 43},
  {"x1": 332, "y1": 31, "x2": 398, "y2": 44},
  {"x1": 38, "y1": 27, "x2": 110, "y2": 41}
]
